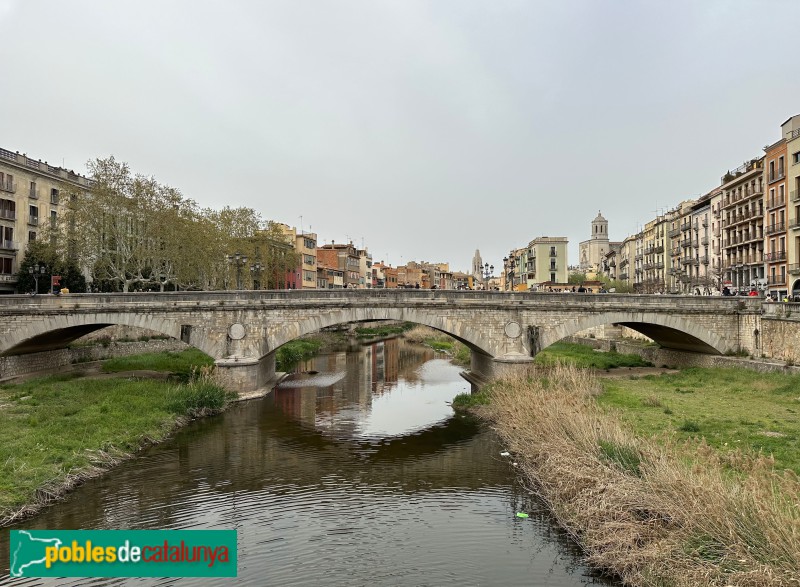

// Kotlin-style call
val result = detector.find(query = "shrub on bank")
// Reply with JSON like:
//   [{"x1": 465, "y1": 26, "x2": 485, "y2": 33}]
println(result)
[
  {"x1": 276, "y1": 338, "x2": 324, "y2": 371},
  {"x1": 166, "y1": 367, "x2": 232, "y2": 417},
  {"x1": 477, "y1": 364, "x2": 800, "y2": 586}
]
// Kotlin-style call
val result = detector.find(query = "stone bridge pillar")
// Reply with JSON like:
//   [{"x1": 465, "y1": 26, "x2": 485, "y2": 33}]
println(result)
[
  {"x1": 465, "y1": 319, "x2": 535, "y2": 389},
  {"x1": 212, "y1": 322, "x2": 275, "y2": 393}
]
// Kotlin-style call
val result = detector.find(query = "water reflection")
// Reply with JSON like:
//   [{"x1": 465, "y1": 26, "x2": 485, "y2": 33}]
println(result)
[{"x1": 0, "y1": 338, "x2": 616, "y2": 586}]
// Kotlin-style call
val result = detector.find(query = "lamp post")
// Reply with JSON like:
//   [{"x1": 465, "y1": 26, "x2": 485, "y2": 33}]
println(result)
[
  {"x1": 250, "y1": 262, "x2": 262, "y2": 290},
  {"x1": 28, "y1": 263, "x2": 47, "y2": 294},
  {"x1": 226, "y1": 252, "x2": 248, "y2": 290},
  {"x1": 481, "y1": 262, "x2": 494, "y2": 290}
]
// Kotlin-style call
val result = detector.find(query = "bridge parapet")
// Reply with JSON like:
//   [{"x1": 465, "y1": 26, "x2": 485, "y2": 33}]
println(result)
[{"x1": 0, "y1": 291, "x2": 762, "y2": 392}]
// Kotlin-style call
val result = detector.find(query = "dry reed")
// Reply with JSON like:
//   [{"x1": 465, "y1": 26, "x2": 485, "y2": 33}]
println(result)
[{"x1": 477, "y1": 364, "x2": 800, "y2": 586}]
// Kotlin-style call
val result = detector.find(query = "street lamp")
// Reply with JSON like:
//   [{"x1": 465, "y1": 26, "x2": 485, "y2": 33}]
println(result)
[
  {"x1": 28, "y1": 263, "x2": 47, "y2": 294},
  {"x1": 481, "y1": 262, "x2": 494, "y2": 290},
  {"x1": 226, "y1": 252, "x2": 248, "y2": 290},
  {"x1": 250, "y1": 262, "x2": 262, "y2": 290}
]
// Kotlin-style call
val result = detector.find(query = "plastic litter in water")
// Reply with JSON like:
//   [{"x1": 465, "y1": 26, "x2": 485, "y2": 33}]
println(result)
[
  {"x1": 499, "y1": 451, "x2": 510, "y2": 457},
  {"x1": 515, "y1": 512, "x2": 529, "y2": 518}
]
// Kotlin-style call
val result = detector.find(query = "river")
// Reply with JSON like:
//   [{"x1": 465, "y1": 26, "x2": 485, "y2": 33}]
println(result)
[{"x1": 1, "y1": 337, "x2": 616, "y2": 586}]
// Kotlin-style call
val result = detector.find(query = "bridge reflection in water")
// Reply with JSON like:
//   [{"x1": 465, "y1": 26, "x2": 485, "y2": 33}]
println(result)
[{"x1": 0, "y1": 338, "x2": 617, "y2": 587}]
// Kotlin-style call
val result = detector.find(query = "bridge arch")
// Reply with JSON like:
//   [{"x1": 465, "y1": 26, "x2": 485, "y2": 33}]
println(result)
[
  {"x1": 0, "y1": 312, "x2": 220, "y2": 359},
  {"x1": 260, "y1": 307, "x2": 494, "y2": 359},
  {"x1": 541, "y1": 311, "x2": 730, "y2": 355}
]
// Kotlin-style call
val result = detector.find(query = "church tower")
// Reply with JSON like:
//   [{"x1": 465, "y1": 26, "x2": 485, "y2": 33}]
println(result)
[
  {"x1": 591, "y1": 211, "x2": 608, "y2": 240},
  {"x1": 471, "y1": 249, "x2": 483, "y2": 278}
]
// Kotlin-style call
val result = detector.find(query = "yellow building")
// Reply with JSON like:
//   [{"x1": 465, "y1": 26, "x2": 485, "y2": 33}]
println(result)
[
  {"x1": 278, "y1": 224, "x2": 317, "y2": 289},
  {"x1": 0, "y1": 147, "x2": 93, "y2": 293},
  {"x1": 523, "y1": 237, "x2": 568, "y2": 290},
  {"x1": 784, "y1": 116, "x2": 800, "y2": 297}
]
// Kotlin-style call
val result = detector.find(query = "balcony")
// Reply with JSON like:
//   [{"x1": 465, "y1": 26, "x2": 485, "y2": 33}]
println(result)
[
  {"x1": 792, "y1": 190, "x2": 799, "y2": 203},
  {"x1": 768, "y1": 170, "x2": 786, "y2": 184},
  {"x1": 635, "y1": 253, "x2": 643, "y2": 260},
  {"x1": 654, "y1": 245, "x2": 664, "y2": 254},
  {"x1": 765, "y1": 222, "x2": 785, "y2": 235},
  {"x1": 681, "y1": 257, "x2": 692, "y2": 265},
  {"x1": 700, "y1": 256, "x2": 709, "y2": 265},
  {"x1": 50, "y1": 194, "x2": 60, "y2": 205},
  {"x1": 655, "y1": 261, "x2": 664, "y2": 269},
  {"x1": 680, "y1": 223, "x2": 691, "y2": 232},
  {"x1": 681, "y1": 239, "x2": 692, "y2": 248},
  {"x1": 0, "y1": 240, "x2": 18, "y2": 250},
  {"x1": 28, "y1": 216, "x2": 38, "y2": 226},
  {"x1": 700, "y1": 236, "x2": 709, "y2": 246},
  {"x1": 764, "y1": 250, "x2": 786, "y2": 262},
  {"x1": 643, "y1": 263, "x2": 654, "y2": 271},
  {"x1": 0, "y1": 180, "x2": 15, "y2": 194},
  {"x1": 790, "y1": 217, "x2": 800, "y2": 230},
  {"x1": 619, "y1": 272, "x2": 628, "y2": 280},
  {"x1": 668, "y1": 228, "x2": 680, "y2": 238},
  {"x1": 767, "y1": 196, "x2": 786, "y2": 210},
  {"x1": 768, "y1": 275, "x2": 786, "y2": 286},
  {"x1": 789, "y1": 264, "x2": 800, "y2": 275}
]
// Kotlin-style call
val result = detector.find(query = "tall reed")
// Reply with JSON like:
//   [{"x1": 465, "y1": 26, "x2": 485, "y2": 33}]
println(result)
[{"x1": 479, "y1": 364, "x2": 800, "y2": 586}]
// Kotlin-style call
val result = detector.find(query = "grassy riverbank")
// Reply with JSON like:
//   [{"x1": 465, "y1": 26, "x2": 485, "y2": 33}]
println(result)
[
  {"x1": 0, "y1": 349, "x2": 231, "y2": 526},
  {"x1": 455, "y1": 360, "x2": 800, "y2": 585},
  {"x1": 403, "y1": 326, "x2": 470, "y2": 366}
]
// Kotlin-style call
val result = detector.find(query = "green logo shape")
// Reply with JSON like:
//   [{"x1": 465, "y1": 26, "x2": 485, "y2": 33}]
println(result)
[{"x1": 10, "y1": 529, "x2": 237, "y2": 577}]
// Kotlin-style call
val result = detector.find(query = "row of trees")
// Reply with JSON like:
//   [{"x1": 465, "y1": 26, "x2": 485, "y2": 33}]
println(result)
[{"x1": 20, "y1": 157, "x2": 300, "y2": 292}]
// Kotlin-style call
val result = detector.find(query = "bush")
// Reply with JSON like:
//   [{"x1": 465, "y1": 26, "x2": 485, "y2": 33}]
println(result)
[{"x1": 166, "y1": 368, "x2": 231, "y2": 417}]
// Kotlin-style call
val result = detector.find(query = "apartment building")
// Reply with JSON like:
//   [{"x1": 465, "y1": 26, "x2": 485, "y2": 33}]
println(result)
[
  {"x1": 788, "y1": 117, "x2": 800, "y2": 296},
  {"x1": 318, "y1": 242, "x2": 360, "y2": 288},
  {"x1": 640, "y1": 217, "x2": 666, "y2": 292},
  {"x1": 0, "y1": 147, "x2": 93, "y2": 294},
  {"x1": 357, "y1": 248, "x2": 373, "y2": 288},
  {"x1": 764, "y1": 133, "x2": 789, "y2": 297},
  {"x1": 277, "y1": 224, "x2": 317, "y2": 289},
  {"x1": 515, "y1": 237, "x2": 568, "y2": 290},
  {"x1": 687, "y1": 193, "x2": 714, "y2": 292},
  {"x1": 617, "y1": 234, "x2": 635, "y2": 285},
  {"x1": 719, "y1": 158, "x2": 765, "y2": 293}
]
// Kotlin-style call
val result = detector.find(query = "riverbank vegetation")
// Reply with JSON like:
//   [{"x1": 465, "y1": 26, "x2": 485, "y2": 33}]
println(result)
[
  {"x1": 457, "y1": 361, "x2": 800, "y2": 585},
  {"x1": 0, "y1": 349, "x2": 231, "y2": 527},
  {"x1": 403, "y1": 326, "x2": 470, "y2": 366},
  {"x1": 276, "y1": 339, "x2": 324, "y2": 371},
  {"x1": 534, "y1": 341, "x2": 652, "y2": 369},
  {"x1": 354, "y1": 322, "x2": 416, "y2": 338}
]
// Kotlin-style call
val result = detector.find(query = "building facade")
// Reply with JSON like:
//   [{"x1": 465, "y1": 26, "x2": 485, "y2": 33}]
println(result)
[{"x1": 0, "y1": 147, "x2": 93, "y2": 294}]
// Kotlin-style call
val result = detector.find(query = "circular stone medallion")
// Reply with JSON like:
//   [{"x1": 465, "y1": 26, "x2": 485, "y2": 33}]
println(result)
[
  {"x1": 504, "y1": 321, "x2": 522, "y2": 339},
  {"x1": 228, "y1": 323, "x2": 246, "y2": 340}
]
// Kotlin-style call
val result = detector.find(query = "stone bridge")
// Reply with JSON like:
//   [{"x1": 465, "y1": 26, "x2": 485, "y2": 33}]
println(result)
[{"x1": 0, "y1": 291, "x2": 763, "y2": 391}]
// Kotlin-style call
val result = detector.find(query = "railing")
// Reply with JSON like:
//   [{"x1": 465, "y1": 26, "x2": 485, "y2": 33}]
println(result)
[
  {"x1": 681, "y1": 239, "x2": 692, "y2": 247},
  {"x1": 700, "y1": 256, "x2": 709, "y2": 265},
  {"x1": 0, "y1": 180, "x2": 15, "y2": 193},
  {"x1": 789, "y1": 217, "x2": 800, "y2": 230},
  {"x1": 28, "y1": 216, "x2": 38, "y2": 226},
  {"x1": 700, "y1": 236, "x2": 709, "y2": 246},
  {"x1": 765, "y1": 222, "x2": 785, "y2": 235},
  {"x1": 0, "y1": 209, "x2": 15, "y2": 220},
  {"x1": 792, "y1": 190, "x2": 800, "y2": 203},
  {"x1": 0, "y1": 240, "x2": 17, "y2": 250},
  {"x1": 643, "y1": 263, "x2": 654, "y2": 271},
  {"x1": 654, "y1": 245, "x2": 664, "y2": 253},
  {"x1": 789, "y1": 264, "x2": 800, "y2": 275},
  {"x1": 680, "y1": 223, "x2": 691, "y2": 232},
  {"x1": 768, "y1": 275, "x2": 786, "y2": 286},
  {"x1": 668, "y1": 228, "x2": 680, "y2": 238},
  {"x1": 765, "y1": 250, "x2": 786, "y2": 262},
  {"x1": 655, "y1": 261, "x2": 664, "y2": 269},
  {"x1": 767, "y1": 196, "x2": 786, "y2": 210},
  {"x1": 768, "y1": 170, "x2": 786, "y2": 183},
  {"x1": 681, "y1": 257, "x2": 692, "y2": 265},
  {"x1": 619, "y1": 273, "x2": 628, "y2": 280}
]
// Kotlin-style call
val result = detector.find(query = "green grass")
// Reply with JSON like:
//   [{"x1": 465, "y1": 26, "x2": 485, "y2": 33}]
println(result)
[
  {"x1": 101, "y1": 348, "x2": 214, "y2": 381},
  {"x1": 534, "y1": 342, "x2": 652, "y2": 369},
  {"x1": 598, "y1": 367, "x2": 800, "y2": 473},
  {"x1": 354, "y1": 322, "x2": 415, "y2": 338},
  {"x1": 451, "y1": 389, "x2": 492, "y2": 409},
  {"x1": 0, "y1": 351, "x2": 230, "y2": 522},
  {"x1": 275, "y1": 338, "x2": 324, "y2": 371}
]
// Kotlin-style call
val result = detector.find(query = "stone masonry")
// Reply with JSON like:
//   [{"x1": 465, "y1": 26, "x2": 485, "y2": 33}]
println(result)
[{"x1": 0, "y1": 291, "x2": 784, "y2": 391}]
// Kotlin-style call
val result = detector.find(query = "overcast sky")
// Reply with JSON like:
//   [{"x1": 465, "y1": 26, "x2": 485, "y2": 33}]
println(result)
[{"x1": 2, "y1": 1, "x2": 798, "y2": 273}]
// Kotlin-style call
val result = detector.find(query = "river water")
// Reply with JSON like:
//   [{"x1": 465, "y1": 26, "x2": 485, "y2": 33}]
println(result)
[{"x1": 1, "y1": 338, "x2": 616, "y2": 586}]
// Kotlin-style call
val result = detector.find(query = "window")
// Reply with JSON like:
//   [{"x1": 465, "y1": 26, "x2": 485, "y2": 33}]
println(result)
[
  {"x1": 2, "y1": 226, "x2": 13, "y2": 246},
  {"x1": 51, "y1": 210, "x2": 57, "y2": 225},
  {"x1": 29, "y1": 181, "x2": 37, "y2": 198},
  {"x1": 550, "y1": 272, "x2": 556, "y2": 282},
  {"x1": 0, "y1": 198, "x2": 15, "y2": 220},
  {"x1": 50, "y1": 188, "x2": 59, "y2": 205},
  {"x1": 28, "y1": 231, "x2": 36, "y2": 241},
  {"x1": 793, "y1": 151, "x2": 800, "y2": 164},
  {"x1": 29, "y1": 205, "x2": 38, "y2": 226},
  {"x1": 1, "y1": 257, "x2": 12, "y2": 274},
  {"x1": 0, "y1": 172, "x2": 13, "y2": 191}
]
